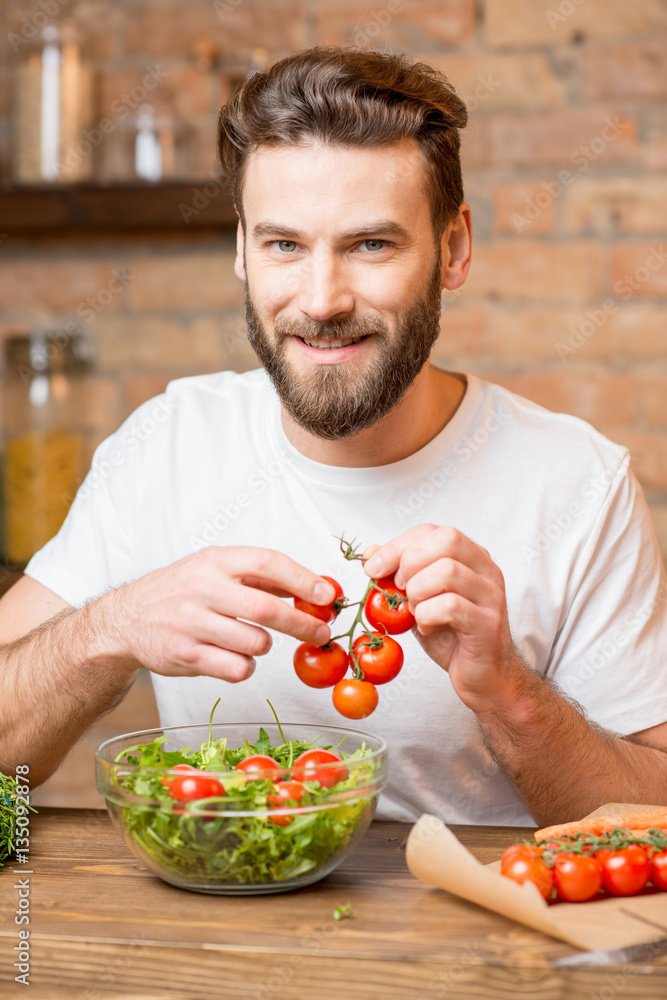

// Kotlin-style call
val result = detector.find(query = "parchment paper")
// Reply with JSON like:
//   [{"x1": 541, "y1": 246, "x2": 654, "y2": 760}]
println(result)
[{"x1": 405, "y1": 804, "x2": 667, "y2": 951}]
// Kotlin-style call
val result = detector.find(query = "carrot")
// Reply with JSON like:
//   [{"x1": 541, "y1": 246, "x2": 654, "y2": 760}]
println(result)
[{"x1": 535, "y1": 808, "x2": 667, "y2": 840}]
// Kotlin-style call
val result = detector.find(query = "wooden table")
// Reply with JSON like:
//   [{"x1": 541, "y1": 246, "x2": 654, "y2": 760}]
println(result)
[{"x1": 1, "y1": 807, "x2": 666, "y2": 999}]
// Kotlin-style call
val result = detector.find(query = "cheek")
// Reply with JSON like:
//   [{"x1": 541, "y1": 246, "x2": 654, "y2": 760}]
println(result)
[
  {"x1": 362, "y1": 269, "x2": 417, "y2": 313},
  {"x1": 252, "y1": 262, "x2": 303, "y2": 315}
]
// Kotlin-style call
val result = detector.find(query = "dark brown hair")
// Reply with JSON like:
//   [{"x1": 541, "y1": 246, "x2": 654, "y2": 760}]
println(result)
[{"x1": 217, "y1": 46, "x2": 468, "y2": 239}]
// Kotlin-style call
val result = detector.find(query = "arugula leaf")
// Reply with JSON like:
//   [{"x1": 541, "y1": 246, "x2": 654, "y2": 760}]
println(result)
[{"x1": 255, "y1": 728, "x2": 271, "y2": 755}]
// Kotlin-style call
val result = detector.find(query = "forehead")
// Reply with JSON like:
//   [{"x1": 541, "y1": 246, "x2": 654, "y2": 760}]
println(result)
[{"x1": 241, "y1": 139, "x2": 432, "y2": 233}]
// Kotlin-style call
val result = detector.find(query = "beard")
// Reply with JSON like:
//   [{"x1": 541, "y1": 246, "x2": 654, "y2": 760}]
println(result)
[{"x1": 244, "y1": 249, "x2": 443, "y2": 441}]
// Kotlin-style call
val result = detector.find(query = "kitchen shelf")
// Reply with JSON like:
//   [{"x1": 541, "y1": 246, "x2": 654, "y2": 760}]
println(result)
[{"x1": 0, "y1": 182, "x2": 238, "y2": 234}]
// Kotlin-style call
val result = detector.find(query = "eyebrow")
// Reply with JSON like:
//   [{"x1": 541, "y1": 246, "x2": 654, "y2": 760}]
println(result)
[{"x1": 250, "y1": 220, "x2": 412, "y2": 242}]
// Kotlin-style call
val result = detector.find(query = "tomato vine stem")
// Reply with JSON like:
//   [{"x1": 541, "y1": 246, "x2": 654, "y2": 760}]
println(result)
[
  {"x1": 325, "y1": 535, "x2": 409, "y2": 682},
  {"x1": 329, "y1": 577, "x2": 379, "y2": 678}
]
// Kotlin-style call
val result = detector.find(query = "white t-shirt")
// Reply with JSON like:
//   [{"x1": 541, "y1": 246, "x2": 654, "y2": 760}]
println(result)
[{"x1": 25, "y1": 369, "x2": 667, "y2": 825}]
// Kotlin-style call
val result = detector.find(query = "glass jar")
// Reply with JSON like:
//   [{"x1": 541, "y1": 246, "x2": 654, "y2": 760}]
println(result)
[
  {"x1": 2, "y1": 333, "x2": 89, "y2": 567},
  {"x1": 12, "y1": 20, "x2": 95, "y2": 185},
  {"x1": 101, "y1": 99, "x2": 182, "y2": 184}
]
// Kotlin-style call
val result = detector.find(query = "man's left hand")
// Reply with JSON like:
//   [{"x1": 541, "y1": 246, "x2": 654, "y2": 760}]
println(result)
[{"x1": 363, "y1": 524, "x2": 526, "y2": 716}]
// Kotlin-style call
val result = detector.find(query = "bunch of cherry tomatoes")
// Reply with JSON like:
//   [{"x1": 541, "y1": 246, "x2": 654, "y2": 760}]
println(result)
[
  {"x1": 292, "y1": 538, "x2": 416, "y2": 720},
  {"x1": 501, "y1": 828, "x2": 667, "y2": 902}
]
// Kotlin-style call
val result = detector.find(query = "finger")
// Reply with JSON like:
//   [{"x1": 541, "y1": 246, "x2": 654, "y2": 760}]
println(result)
[
  {"x1": 196, "y1": 613, "x2": 274, "y2": 658},
  {"x1": 153, "y1": 647, "x2": 257, "y2": 683},
  {"x1": 414, "y1": 591, "x2": 481, "y2": 636},
  {"x1": 208, "y1": 546, "x2": 336, "y2": 605},
  {"x1": 399, "y1": 527, "x2": 504, "y2": 588},
  {"x1": 362, "y1": 544, "x2": 380, "y2": 561},
  {"x1": 197, "y1": 645, "x2": 257, "y2": 684},
  {"x1": 362, "y1": 525, "x2": 439, "y2": 580},
  {"x1": 406, "y1": 557, "x2": 501, "y2": 610},
  {"x1": 242, "y1": 583, "x2": 297, "y2": 599},
  {"x1": 210, "y1": 580, "x2": 331, "y2": 646},
  {"x1": 185, "y1": 646, "x2": 257, "y2": 683}
]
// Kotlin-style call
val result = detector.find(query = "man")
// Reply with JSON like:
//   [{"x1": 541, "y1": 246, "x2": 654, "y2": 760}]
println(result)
[{"x1": 1, "y1": 47, "x2": 666, "y2": 827}]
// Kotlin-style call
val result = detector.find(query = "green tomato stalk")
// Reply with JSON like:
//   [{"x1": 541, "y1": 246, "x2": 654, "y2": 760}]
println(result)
[
  {"x1": 530, "y1": 827, "x2": 667, "y2": 866},
  {"x1": 329, "y1": 534, "x2": 407, "y2": 679}
]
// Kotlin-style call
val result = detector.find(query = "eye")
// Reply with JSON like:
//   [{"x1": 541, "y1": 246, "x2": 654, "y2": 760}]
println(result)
[
  {"x1": 362, "y1": 239, "x2": 387, "y2": 252},
  {"x1": 276, "y1": 240, "x2": 297, "y2": 252}
]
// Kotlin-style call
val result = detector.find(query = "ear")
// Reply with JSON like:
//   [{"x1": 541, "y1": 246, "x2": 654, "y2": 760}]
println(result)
[
  {"x1": 440, "y1": 202, "x2": 472, "y2": 293},
  {"x1": 234, "y1": 216, "x2": 246, "y2": 281}
]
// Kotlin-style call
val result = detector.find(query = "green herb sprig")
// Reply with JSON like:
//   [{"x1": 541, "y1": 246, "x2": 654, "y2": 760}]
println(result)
[{"x1": 0, "y1": 772, "x2": 37, "y2": 867}]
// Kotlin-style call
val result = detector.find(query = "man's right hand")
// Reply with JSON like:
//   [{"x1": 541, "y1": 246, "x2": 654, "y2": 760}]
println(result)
[{"x1": 100, "y1": 546, "x2": 335, "y2": 682}]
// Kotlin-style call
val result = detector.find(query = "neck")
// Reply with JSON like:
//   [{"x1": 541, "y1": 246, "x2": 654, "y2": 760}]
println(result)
[{"x1": 280, "y1": 364, "x2": 467, "y2": 468}]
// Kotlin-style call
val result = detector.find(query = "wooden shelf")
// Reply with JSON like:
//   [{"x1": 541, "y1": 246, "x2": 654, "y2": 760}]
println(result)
[{"x1": 0, "y1": 182, "x2": 238, "y2": 234}]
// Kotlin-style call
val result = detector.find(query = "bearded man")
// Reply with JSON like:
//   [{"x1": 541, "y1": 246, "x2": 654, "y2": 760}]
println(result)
[{"x1": 2, "y1": 47, "x2": 666, "y2": 826}]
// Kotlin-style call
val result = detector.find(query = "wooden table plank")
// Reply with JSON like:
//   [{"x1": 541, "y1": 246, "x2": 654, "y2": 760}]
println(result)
[{"x1": 1, "y1": 807, "x2": 666, "y2": 999}]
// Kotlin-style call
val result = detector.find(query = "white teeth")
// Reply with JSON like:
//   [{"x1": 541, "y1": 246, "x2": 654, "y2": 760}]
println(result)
[{"x1": 302, "y1": 336, "x2": 365, "y2": 350}]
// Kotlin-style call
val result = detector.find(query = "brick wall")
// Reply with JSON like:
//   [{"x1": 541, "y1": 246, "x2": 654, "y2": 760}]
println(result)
[{"x1": 1, "y1": 0, "x2": 666, "y2": 562}]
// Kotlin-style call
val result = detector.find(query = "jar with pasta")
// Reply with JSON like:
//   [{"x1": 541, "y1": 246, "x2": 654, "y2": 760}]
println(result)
[{"x1": 2, "y1": 333, "x2": 90, "y2": 567}]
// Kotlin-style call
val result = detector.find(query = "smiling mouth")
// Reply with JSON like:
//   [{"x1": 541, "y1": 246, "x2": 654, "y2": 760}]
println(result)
[{"x1": 299, "y1": 334, "x2": 368, "y2": 350}]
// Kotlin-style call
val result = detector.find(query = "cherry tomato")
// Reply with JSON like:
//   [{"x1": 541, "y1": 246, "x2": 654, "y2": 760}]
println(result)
[
  {"x1": 332, "y1": 677, "x2": 379, "y2": 719},
  {"x1": 160, "y1": 762, "x2": 198, "y2": 788},
  {"x1": 291, "y1": 749, "x2": 349, "y2": 788},
  {"x1": 235, "y1": 754, "x2": 284, "y2": 781},
  {"x1": 364, "y1": 575, "x2": 416, "y2": 635},
  {"x1": 294, "y1": 576, "x2": 344, "y2": 623},
  {"x1": 167, "y1": 772, "x2": 225, "y2": 802},
  {"x1": 293, "y1": 641, "x2": 349, "y2": 688},
  {"x1": 650, "y1": 850, "x2": 667, "y2": 891},
  {"x1": 267, "y1": 781, "x2": 306, "y2": 826},
  {"x1": 352, "y1": 632, "x2": 404, "y2": 685},
  {"x1": 500, "y1": 852, "x2": 553, "y2": 899},
  {"x1": 552, "y1": 853, "x2": 602, "y2": 902},
  {"x1": 599, "y1": 846, "x2": 651, "y2": 896},
  {"x1": 501, "y1": 843, "x2": 545, "y2": 866}
]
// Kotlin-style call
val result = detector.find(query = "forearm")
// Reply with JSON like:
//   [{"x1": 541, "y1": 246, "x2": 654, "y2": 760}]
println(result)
[
  {"x1": 477, "y1": 667, "x2": 667, "y2": 827},
  {"x1": 0, "y1": 590, "x2": 140, "y2": 786}
]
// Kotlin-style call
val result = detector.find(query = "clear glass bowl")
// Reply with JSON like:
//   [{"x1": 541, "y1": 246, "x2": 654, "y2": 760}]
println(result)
[{"x1": 96, "y1": 723, "x2": 388, "y2": 895}]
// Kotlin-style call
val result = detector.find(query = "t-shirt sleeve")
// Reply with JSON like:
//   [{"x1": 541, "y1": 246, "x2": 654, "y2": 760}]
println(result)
[
  {"x1": 546, "y1": 454, "x2": 667, "y2": 736},
  {"x1": 23, "y1": 398, "x2": 155, "y2": 608}
]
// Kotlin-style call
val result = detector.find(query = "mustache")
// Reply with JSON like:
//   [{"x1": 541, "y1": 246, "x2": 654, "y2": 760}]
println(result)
[{"x1": 274, "y1": 315, "x2": 387, "y2": 341}]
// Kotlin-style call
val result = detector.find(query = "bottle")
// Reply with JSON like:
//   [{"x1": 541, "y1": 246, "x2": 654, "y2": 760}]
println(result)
[
  {"x1": 2, "y1": 333, "x2": 89, "y2": 567},
  {"x1": 134, "y1": 102, "x2": 177, "y2": 182},
  {"x1": 13, "y1": 20, "x2": 94, "y2": 184}
]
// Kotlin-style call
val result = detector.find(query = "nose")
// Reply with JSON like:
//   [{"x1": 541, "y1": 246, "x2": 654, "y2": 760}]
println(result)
[{"x1": 295, "y1": 249, "x2": 355, "y2": 322}]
